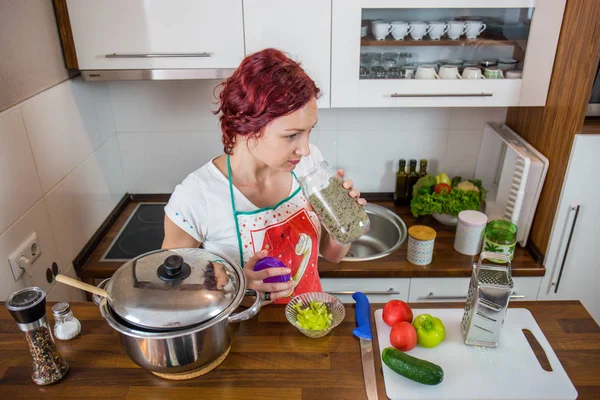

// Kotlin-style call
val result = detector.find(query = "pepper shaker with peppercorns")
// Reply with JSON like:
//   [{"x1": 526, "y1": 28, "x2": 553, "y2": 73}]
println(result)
[{"x1": 6, "y1": 287, "x2": 69, "y2": 385}]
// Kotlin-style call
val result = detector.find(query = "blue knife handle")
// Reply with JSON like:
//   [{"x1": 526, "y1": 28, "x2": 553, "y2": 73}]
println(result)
[{"x1": 352, "y1": 292, "x2": 372, "y2": 340}]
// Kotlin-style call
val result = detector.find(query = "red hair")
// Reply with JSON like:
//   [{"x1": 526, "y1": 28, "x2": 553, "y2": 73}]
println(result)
[{"x1": 214, "y1": 48, "x2": 321, "y2": 154}]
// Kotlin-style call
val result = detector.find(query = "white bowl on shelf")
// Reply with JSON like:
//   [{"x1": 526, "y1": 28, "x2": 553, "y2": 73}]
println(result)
[{"x1": 432, "y1": 212, "x2": 458, "y2": 226}]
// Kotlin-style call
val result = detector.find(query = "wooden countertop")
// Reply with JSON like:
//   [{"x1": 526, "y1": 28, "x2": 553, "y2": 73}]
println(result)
[
  {"x1": 79, "y1": 198, "x2": 544, "y2": 284},
  {"x1": 319, "y1": 201, "x2": 544, "y2": 278},
  {"x1": 582, "y1": 117, "x2": 600, "y2": 134},
  {"x1": 1, "y1": 301, "x2": 598, "y2": 399}
]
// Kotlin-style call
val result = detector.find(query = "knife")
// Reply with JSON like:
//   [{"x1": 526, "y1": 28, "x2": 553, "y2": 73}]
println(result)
[{"x1": 353, "y1": 292, "x2": 378, "y2": 400}]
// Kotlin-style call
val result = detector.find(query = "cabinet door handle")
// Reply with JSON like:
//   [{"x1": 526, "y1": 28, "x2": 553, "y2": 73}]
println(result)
[
  {"x1": 391, "y1": 93, "x2": 493, "y2": 98},
  {"x1": 553, "y1": 205, "x2": 580, "y2": 293},
  {"x1": 105, "y1": 53, "x2": 212, "y2": 58},
  {"x1": 423, "y1": 292, "x2": 467, "y2": 300},
  {"x1": 326, "y1": 288, "x2": 399, "y2": 295},
  {"x1": 510, "y1": 294, "x2": 525, "y2": 299}
]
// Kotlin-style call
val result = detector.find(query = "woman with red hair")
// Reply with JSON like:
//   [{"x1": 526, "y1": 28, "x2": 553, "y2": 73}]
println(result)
[{"x1": 162, "y1": 49, "x2": 366, "y2": 304}]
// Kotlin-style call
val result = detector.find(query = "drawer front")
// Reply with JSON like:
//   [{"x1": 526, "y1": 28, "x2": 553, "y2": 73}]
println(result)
[
  {"x1": 510, "y1": 277, "x2": 541, "y2": 301},
  {"x1": 409, "y1": 277, "x2": 541, "y2": 303},
  {"x1": 409, "y1": 278, "x2": 470, "y2": 303},
  {"x1": 321, "y1": 278, "x2": 410, "y2": 303}
]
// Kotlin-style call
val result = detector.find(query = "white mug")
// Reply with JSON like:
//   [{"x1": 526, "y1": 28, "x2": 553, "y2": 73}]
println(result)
[
  {"x1": 410, "y1": 21, "x2": 432, "y2": 41},
  {"x1": 428, "y1": 21, "x2": 449, "y2": 40},
  {"x1": 415, "y1": 65, "x2": 439, "y2": 79},
  {"x1": 439, "y1": 65, "x2": 462, "y2": 79},
  {"x1": 462, "y1": 67, "x2": 486, "y2": 79},
  {"x1": 401, "y1": 66, "x2": 416, "y2": 79},
  {"x1": 464, "y1": 21, "x2": 487, "y2": 39},
  {"x1": 391, "y1": 21, "x2": 413, "y2": 40},
  {"x1": 446, "y1": 21, "x2": 466, "y2": 40},
  {"x1": 372, "y1": 21, "x2": 391, "y2": 40},
  {"x1": 505, "y1": 70, "x2": 523, "y2": 79}
]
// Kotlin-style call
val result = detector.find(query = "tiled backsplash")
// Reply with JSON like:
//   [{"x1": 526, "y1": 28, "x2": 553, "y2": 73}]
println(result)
[
  {"x1": 110, "y1": 80, "x2": 507, "y2": 193},
  {"x1": 0, "y1": 77, "x2": 507, "y2": 301},
  {"x1": 0, "y1": 77, "x2": 124, "y2": 301}
]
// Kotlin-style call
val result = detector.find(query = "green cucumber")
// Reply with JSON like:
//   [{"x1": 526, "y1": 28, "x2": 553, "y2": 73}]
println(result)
[{"x1": 382, "y1": 347, "x2": 444, "y2": 385}]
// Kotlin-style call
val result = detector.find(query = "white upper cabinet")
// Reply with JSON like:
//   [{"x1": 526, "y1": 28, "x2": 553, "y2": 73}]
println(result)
[
  {"x1": 243, "y1": 0, "x2": 332, "y2": 108},
  {"x1": 66, "y1": 0, "x2": 245, "y2": 70},
  {"x1": 331, "y1": 0, "x2": 566, "y2": 107}
]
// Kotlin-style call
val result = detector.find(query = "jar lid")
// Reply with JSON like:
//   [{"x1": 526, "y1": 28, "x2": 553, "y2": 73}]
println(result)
[
  {"x1": 5, "y1": 287, "x2": 47, "y2": 325},
  {"x1": 458, "y1": 210, "x2": 488, "y2": 227},
  {"x1": 52, "y1": 302, "x2": 71, "y2": 317},
  {"x1": 408, "y1": 225, "x2": 437, "y2": 241},
  {"x1": 104, "y1": 248, "x2": 241, "y2": 331}
]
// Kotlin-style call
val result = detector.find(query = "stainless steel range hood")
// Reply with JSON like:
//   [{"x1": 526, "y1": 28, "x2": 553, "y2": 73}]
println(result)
[{"x1": 81, "y1": 68, "x2": 235, "y2": 81}]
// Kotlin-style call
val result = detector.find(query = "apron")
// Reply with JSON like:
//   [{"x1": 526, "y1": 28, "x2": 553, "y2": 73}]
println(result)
[{"x1": 227, "y1": 155, "x2": 322, "y2": 304}]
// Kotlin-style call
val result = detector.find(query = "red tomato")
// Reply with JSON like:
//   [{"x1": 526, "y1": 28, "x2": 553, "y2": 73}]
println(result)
[
  {"x1": 390, "y1": 321, "x2": 417, "y2": 352},
  {"x1": 382, "y1": 300, "x2": 414, "y2": 326},
  {"x1": 434, "y1": 183, "x2": 451, "y2": 195}
]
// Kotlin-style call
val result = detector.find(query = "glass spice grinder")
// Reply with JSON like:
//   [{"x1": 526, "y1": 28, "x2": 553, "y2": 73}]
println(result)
[{"x1": 6, "y1": 287, "x2": 69, "y2": 385}]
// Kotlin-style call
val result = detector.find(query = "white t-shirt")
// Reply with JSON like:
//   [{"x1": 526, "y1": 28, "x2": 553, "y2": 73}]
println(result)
[{"x1": 165, "y1": 144, "x2": 325, "y2": 264}]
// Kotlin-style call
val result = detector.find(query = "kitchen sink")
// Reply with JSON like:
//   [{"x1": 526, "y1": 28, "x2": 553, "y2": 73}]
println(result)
[{"x1": 342, "y1": 203, "x2": 407, "y2": 262}]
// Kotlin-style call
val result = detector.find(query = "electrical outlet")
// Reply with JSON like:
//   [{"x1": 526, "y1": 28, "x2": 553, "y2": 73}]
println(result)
[{"x1": 8, "y1": 233, "x2": 41, "y2": 280}]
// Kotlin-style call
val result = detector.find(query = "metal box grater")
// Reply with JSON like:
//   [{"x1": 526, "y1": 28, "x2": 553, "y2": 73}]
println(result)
[{"x1": 461, "y1": 252, "x2": 514, "y2": 347}]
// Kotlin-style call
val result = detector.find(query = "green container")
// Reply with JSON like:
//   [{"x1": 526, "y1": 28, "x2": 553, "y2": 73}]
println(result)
[{"x1": 483, "y1": 220, "x2": 518, "y2": 262}]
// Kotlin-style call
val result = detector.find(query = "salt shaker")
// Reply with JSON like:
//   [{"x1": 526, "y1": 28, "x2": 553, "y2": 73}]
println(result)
[
  {"x1": 6, "y1": 287, "x2": 69, "y2": 385},
  {"x1": 52, "y1": 302, "x2": 81, "y2": 341},
  {"x1": 454, "y1": 210, "x2": 488, "y2": 255}
]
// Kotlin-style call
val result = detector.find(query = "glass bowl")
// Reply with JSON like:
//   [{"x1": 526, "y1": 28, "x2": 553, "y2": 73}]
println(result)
[{"x1": 285, "y1": 292, "x2": 346, "y2": 338}]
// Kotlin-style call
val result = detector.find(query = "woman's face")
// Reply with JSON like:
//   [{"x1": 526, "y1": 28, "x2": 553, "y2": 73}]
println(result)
[{"x1": 245, "y1": 97, "x2": 318, "y2": 171}]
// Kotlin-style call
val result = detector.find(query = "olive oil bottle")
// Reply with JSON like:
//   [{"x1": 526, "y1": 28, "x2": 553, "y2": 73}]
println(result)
[
  {"x1": 394, "y1": 159, "x2": 408, "y2": 206},
  {"x1": 418, "y1": 159, "x2": 428, "y2": 178},
  {"x1": 406, "y1": 159, "x2": 419, "y2": 202}
]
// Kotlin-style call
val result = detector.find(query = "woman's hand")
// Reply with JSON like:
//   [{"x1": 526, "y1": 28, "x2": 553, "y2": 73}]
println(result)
[
  {"x1": 337, "y1": 169, "x2": 367, "y2": 207},
  {"x1": 243, "y1": 250, "x2": 294, "y2": 304}
]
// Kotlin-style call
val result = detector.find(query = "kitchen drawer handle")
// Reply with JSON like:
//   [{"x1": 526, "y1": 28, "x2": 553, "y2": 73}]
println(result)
[
  {"x1": 105, "y1": 53, "x2": 212, "y2": 58},
  {"x1": 391, "y1": 93, "x2": 493, "y2": 98},
  {"x1": 326, "y1": 288, "x2": 399, "y2": 295},
  {"x1": 553, "y1": 205, "x2": 580, "y2": 293},
  {"x1": 510, "y1": 294, "x2": 526, "y2": 299},
  {"x1": 423, "y1": 292, "x2": 467, "y2": 300}
]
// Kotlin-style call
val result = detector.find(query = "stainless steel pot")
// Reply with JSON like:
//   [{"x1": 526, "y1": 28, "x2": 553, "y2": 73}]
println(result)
[{"x1": 93, "y1": 248, "x2": 261, "y2": 376}]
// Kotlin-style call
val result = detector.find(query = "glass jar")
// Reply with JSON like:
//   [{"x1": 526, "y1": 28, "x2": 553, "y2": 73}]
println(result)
[
  {"x1": 52, "y1": 302, "x2": 81, "y2": 341},
  {"x1": 483, "y1": 220, "x2": 518, "y2": 262},
  {"x1": 299, "y1": 161, "x2": 370, "y2": 245},
  {"x1": 6, "y1": 287, "x2": 69, "y2": 385},
  {"x1": 454, "y1": 210, "x2": 488, "y2": 256}
]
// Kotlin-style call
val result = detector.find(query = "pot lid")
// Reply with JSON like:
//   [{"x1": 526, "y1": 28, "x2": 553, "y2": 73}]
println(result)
[{"x1": 105, "y1": 248, "x2": 241, "y2": 330}]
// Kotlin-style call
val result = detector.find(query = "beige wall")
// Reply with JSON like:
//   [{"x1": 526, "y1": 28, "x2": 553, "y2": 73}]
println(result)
[{"x1": 0, "y1": 0, "x2": 76, "y2": 112}]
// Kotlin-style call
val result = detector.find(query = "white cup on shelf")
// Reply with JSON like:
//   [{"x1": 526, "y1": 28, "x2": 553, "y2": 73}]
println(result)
[
  {"x1": 464, "y1": 20, "x2": 487, "y2": 39},
  {"x1": 446, "y1": 21, "x2": 467, "y2": 40},
  {"x1": 390, "y1": 21, "x2": 413, "y2": 40},
  {"x1": 462, "y1": 67, "x2": 486, "y2": 79},
  {"x1": 415, "y1": 65, "x2": 439, "y2": 79},
  {"x1": 410, "y1": 21, "x2": 432, "y2": 41},
  {"x1": 372, "y1": 21, "x2": 392, "y2": 40},
  {"x1": 439, "y1": 65, "x2": 462, "y2": 79},
  {"x1": 428, "y1": 21, "x2": 449, "y2": 40}
]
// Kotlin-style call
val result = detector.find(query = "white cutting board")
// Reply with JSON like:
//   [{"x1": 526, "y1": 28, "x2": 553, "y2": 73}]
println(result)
[{"x1": 374, "y1": 308, "x2": 577, "y2": 400}]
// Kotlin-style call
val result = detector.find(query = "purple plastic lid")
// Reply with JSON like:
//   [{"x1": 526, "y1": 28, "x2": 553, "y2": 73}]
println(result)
[
  {"x1": 253, "y1": 257, "x2": 291, "y2": 283},
  {"x1": 458, "y1": 210, "x2": 488, "y2": 227}
]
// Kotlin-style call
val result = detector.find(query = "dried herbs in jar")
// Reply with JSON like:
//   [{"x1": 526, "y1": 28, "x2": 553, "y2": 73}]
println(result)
[{"x1": 299, "y1": 161, "x2": 370, "y2": 245}]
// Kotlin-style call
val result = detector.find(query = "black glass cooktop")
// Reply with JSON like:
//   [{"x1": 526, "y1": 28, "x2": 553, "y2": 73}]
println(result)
[{"x1": 101, "y1": 203, "x2": 166, "y2": 261}]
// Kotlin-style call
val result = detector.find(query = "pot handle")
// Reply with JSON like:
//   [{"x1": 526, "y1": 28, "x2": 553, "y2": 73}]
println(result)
[
  {"x1": 93, "y1": 278, "x2": 111, "y2": 307},
  {"x1": 228, "y1": 288, "x2": 262, "y2": 323}
]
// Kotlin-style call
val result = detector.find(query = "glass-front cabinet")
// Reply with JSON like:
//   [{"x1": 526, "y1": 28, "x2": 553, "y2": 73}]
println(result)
[{"x1": 331, "y1": 0, "x2": 566, "y2": 107}]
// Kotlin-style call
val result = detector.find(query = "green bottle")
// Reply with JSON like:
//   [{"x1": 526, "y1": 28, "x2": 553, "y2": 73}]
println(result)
[
  {"x1": 418, "y1": 159, "x2": 428, "y2": 178},
  {"x1": 394, "y1": 160, "x2": 408, "y2": 206},
  {"x1": 406, "y1": 159, "x2": 419, "y2": 202}
]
